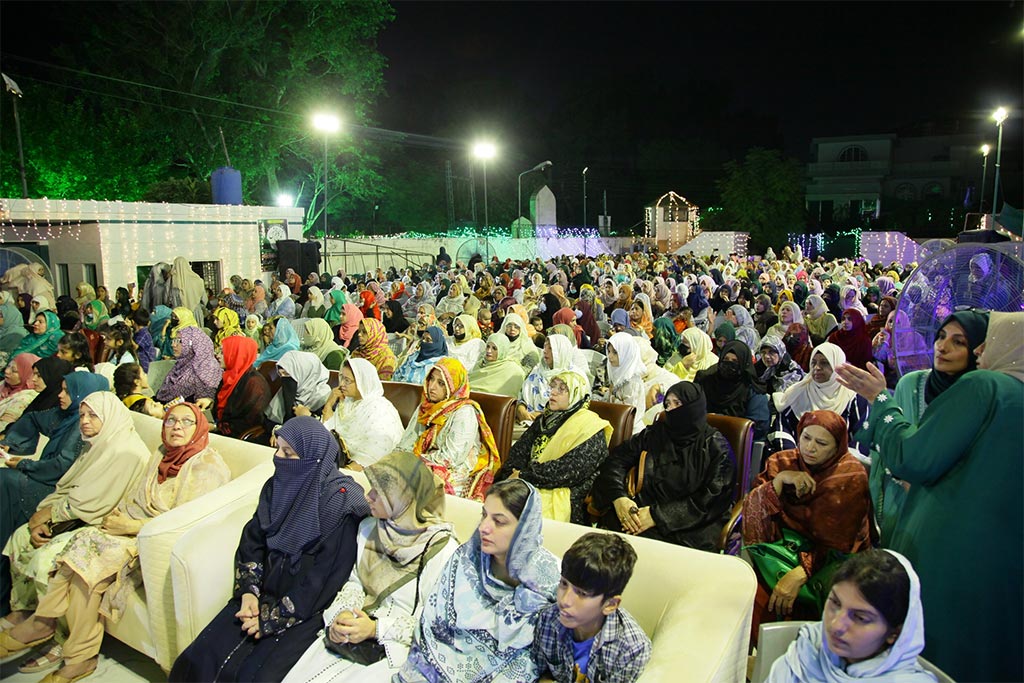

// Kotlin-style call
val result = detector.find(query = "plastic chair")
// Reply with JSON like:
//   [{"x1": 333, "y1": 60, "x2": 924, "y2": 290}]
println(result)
[{"x1": 751, "y1": 620, "x2": 956, "y2": 683}]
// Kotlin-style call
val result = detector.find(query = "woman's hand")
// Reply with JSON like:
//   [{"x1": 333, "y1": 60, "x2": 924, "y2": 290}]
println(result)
[
  {"x1": 834, "y1": 362, "x2": 888, "y2": 404},
  {"x1": 293, "y1": 404, "x2": 312, "y2": 417},
  {"x1": 773, "y1": 470, "x2": 817, "y2": 498},
  {"x1": 631, "y1": 507, "x2": 656, "y2": 535},
  {"x1": 613, "y1": 497, "x2": 641, "y2": 534},
  {"x1": 5, "y1": 455, "x2": 24, "y2": 468},
  {"x1": 29, "y1": 506, "x2": 51, "y2": 529},
  {"x1": 100, "y1": 509, "x2": 141, "y2": 537},
  {"x1": 768, "y1": 566, "x2": 808, "y2": 616},
  {"x1": 770, "y1": 473, "x2": 819, "y2": 499},
  {"x1": 682, "y1": 353, "x2": 696, "y2": 369},
  {"x1": 29, "y1": 523, "x2": 52, "y2": 548},
  {"x1": 235, "y1": 593, "x2": 261, "y2": 638},
  {"x1": 195, "y1": 397, "x2": 213, "y2": 411},
  {"x1": 329, "y1": 608, "x2": 376, "y2": 644}
]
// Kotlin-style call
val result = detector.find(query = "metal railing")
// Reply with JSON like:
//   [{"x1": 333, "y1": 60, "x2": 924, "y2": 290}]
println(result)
[{"x1": 326, "y1": 239, "x2": 436, "y2": 274}]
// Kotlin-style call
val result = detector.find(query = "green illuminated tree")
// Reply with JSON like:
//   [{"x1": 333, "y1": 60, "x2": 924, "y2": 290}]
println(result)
[{"x1": 1, "y1": 0, "x2": 393, "y2": 235}]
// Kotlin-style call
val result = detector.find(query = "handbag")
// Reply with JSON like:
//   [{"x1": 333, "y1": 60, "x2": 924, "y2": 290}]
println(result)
[
  {"x1": 322, "y1": 530, "x2": 444, "y2": 665},
  {"x1": 744, "y1": 528, "x2": 847, "y2": 612},
  {"x1": 47, "y1": 518, "x2": 86, "y2": 536},
  {"x1": 625, "y1": 450, "x2": 648, "y2": 498}
]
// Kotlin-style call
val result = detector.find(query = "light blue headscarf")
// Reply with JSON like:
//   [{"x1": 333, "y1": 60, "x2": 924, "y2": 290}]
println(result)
[
  {"x1": 400, "y1": 480, "x2": 559, "y2": 682},
  {"x1": 767, "y1": 550, "x2": 935, "y2": 683},
  {"x1": 253, "y1": 318, "x2": 300, "y2": 368}
]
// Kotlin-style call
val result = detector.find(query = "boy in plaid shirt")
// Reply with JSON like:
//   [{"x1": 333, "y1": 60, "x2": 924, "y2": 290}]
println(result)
[{"x1": 533, "y1": 533, "x2": 652, "y2": 683}]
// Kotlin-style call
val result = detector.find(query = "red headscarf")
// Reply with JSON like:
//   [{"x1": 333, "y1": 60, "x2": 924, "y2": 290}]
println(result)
[
  {"x1": 217, "y1": 335, "x2": 257, "y2": 420},
  {"x1": 552, "y1": 307, "x2": 582, "y2": 346},
  {"x1": 827, "y1": 308, "x2": 874, "y2": 370},
  {"x1": 159, "y1": 402, "x2": 211, "y2": 483},
  {"x1": 0, "y1": 352, "x2": 40, "y2": 400},
  {"x1": 359, "y1": 290, "x2": 381, "y2": 320}
]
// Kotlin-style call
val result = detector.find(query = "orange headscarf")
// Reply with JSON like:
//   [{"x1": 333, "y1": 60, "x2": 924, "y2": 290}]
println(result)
[
  {"x1": 413, "y1": 357, "x2": 500, "y2": 501},
  {"x1": 158, "y1": 403, "x2": 211, "y2": 484}
]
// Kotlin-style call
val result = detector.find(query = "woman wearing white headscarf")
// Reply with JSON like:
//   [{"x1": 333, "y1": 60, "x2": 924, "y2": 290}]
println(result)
[
  {"x1": 767, "y1": 550, "x2": 934, "y2": 683},
  {"x1": 448, "y1": 314, "x2": 485, "y2": 374},
  {"x1": 322, "y1": 358, "x2": 404, "y2": 469},
  {"x1": 804, "y1": 295, "x2": 839, "y2": 346},
  {"x1": 523, "y1": 273, "x2": 548, "y2": 310},
  {"x1": 267, "y1": 284, "x2": 296, "y2": 319},
  {"x1": 467, "y1": 334, "x2": 527, "y2": 398},
  {"x1": 517, "y1": 334, "x2": 576, "y2": 419},
  {"x1": 266, "y1": 350, "x2": 331, "y2": 425},
  {"x1": 768, "y1": 301, "x2": 804, "y2": 341},
  {"x1": 602, "y1": 332, "x2": 647, "y2": 434},
  {"x1": 402, "y1": 283, "x2": 431, "y2": 319},
  {"x1": 302, "y1": 286, "x2": 327, "y2": 319},
  {"x1": 666, "y1": 327, "x2": 719, "y2": 383},
  {"x1": 497, "y1": 312, "x2": 540, "y2": 372},
  {"x1": 771, "y1": 343, "x2": 867, "y2": 453},
  {"x1": 726, "y1": 304, "x2": 761, "y2": 353}
]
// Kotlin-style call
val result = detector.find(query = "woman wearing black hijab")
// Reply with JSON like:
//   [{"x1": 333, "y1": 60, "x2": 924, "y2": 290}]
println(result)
[
  {"x1": 170, "y1": 417, "x2": 369, "y2": 682},
  {"x1": 539, "y1": 292, "x2": 560, "y2": 331},
  {"x1": 382, "y1": 299, "x2": 410, "y2": 334},
  {"x1": 592, "y1": 382, "x2": 736, "y2": 551},
  {"x1": 694, "y1": 339, "x2": 770, "y2": 439},
  {"x1": 21, "y1": 356, "x2": 73, "y2": 416}
]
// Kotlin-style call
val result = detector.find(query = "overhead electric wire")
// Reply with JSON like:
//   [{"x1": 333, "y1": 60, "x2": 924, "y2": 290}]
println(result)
[{"x1": 1, "y1": 53, "x2": 464, "y2": 150}]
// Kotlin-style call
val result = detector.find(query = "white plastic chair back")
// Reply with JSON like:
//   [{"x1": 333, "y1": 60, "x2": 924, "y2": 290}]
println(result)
[{"x1": 752, "y1": 621, "x2": 811, "y2": 683}]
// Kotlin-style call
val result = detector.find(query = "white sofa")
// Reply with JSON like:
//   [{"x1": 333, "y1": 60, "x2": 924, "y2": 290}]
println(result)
[
  {"x1": 103, "y1": 413, "x2": 275, "y2": 671},
  {"x1": 169, "y1": 469, "x2": 757, "y2": 682}
]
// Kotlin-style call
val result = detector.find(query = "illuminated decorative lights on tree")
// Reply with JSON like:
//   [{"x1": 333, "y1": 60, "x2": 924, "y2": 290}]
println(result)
[{"x1": 787, "y1": 229, "x2": 863, "y2": 259}]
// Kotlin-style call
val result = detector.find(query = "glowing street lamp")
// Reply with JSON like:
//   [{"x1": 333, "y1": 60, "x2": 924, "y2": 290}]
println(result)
[
  {"x1": 979, "y1": 144, "x2": 991, "y2": 213},
  {"x1": 472, "y1": 141, "x2": 497, "y2": 229},
  {"x1": 991, "y1": 107, "x2": 1008, "y2": 219},
  {"x1": 275, "y1": 193, "x2": 293, "y2": 208},
  {"x1": 472, "y1": 141, "x2": 497, "y2": 258},
  {"x1": 312, "y1": 112, "x2": 342, "y2": 271}
]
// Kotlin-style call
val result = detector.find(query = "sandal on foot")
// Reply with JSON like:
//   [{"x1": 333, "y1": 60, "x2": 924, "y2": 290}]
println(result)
[
  {"x1": 38, "y1": 665, "x2": 96, "y2": 683},
  {"x1": 0, "y1": 631, "x2": 53, "y2": 659},
  {"x1": 19, "y1": 642, "x2": 63, "y2": 673}
]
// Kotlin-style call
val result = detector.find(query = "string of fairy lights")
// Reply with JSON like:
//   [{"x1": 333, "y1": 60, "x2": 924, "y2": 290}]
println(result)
[{"x1": 0, "y1": 198, "x2": 295, "y2": 281}]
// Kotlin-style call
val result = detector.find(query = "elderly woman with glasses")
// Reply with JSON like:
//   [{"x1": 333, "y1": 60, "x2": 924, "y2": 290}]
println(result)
[
  {"x1": 322, "y1": 358, "x2": 405, "y2": 470},
  {"x1": 495, "y1": 371, "x2": 611, "y2": 524}
]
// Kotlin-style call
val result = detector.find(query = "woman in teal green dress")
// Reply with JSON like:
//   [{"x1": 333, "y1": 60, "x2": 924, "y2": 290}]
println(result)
[
  {"x1": 861, "y1": 309, "x2": 989, "y2": 543},
  {"x1": 836, "y1": 311, "x2": 1023, "y2": 682}
]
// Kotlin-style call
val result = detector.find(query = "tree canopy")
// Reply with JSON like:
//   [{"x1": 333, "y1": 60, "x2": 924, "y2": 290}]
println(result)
[
  {"x1": 1, "y1": 0, "x2": 393, "y2": 234},
  {"x1": 699, "y1": 148, "x2": 806, "y2": 252}
]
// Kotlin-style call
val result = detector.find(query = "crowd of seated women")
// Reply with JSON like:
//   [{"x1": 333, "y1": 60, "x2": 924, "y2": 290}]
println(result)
[{"x1": 0, "y1": 244, "x2": 1019, "y2": 682}]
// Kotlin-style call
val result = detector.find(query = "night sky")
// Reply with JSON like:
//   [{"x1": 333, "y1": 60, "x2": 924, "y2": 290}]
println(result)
[
  {"x1": 375, "y1": 1, "x2": 1022, "y2": 156},
  {"x1": 2, "y1": 0, "x2": 1022, "y2": 220}
]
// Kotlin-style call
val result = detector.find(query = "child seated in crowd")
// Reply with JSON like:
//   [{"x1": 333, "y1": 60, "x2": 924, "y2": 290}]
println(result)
[{"x1": 533, "y1": 532, "x2": 652, "y2": 683}]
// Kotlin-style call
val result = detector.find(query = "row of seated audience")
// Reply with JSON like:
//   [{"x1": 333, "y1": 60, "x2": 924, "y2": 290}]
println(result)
[{"x1": 0, "y1": 246, "x2": 1017, "y2": 681}]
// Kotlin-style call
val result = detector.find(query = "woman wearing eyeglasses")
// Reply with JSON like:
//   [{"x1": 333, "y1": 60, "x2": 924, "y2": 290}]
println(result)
[
  {"x1": 0, "y1": 403, "x2": 230, "y2": 682},
  {"x1": 322, "y1": 358, "x2": 404, "y2": 470},
  {"x1": 495, "y1": 371, "x2": 611, "y2": 524}
]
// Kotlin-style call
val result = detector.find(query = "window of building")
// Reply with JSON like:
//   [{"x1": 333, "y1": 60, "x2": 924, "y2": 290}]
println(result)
[
  {"x1": 193, "y1": 261, "x2": 221, "y2": 292},
  {"x1": 57, "y1": 264, "x2": 70, "y2": 297},
  {"x1": 894, "y1": 183, "x2": 916, "y2": 201},
  {"x1": 838, "y1": 146, "x2": 869, "y2": 163},
  {"x1": 83, "y1": 263, "x2": 98, "y2": 289}
]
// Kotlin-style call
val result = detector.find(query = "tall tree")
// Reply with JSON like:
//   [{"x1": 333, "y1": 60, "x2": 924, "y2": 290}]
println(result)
[
  {"x1": 701, "y1": 148, "x2": 806, "y2": 252},
  {"x1": 2, "y1": 0, "x2": 393, "y2": 235}
]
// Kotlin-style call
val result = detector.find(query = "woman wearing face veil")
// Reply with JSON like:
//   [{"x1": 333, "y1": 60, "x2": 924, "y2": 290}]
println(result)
[
  {"x1": 169, "y1": 417, "x2": 369, "y2": 683},
  {"x1": 591, "y1": 381, "x2": 735, "y2": 551},
  {"x1": 281, "y1": 452, "x2": 458, "y2": 683}
]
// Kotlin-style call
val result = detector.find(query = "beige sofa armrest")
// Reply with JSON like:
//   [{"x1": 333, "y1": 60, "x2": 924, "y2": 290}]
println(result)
[{"x1": 139, "y1": 463, "x2": 273, "y2": 670}]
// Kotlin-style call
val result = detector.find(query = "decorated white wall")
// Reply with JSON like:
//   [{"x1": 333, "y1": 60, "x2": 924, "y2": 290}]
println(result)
[{"x1": 0, "y1": 198, "x2": 305, "y2": 293}]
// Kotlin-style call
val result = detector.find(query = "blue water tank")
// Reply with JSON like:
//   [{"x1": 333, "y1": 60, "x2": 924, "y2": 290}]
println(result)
[{"x1": 211, "y1": 166, "x2": 243, "y2": 205}]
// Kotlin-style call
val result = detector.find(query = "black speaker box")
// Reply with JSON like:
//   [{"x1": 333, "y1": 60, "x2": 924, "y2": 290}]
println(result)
[{"x1": 958, "y1": 229, "x2": 1010, "y2": 244}]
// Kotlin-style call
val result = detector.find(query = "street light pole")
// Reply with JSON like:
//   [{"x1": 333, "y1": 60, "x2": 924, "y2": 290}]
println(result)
[
  {"x1": 472, "y1": 141, "x2": 497, "y2": 257},
  {"x1": 979, "y1": 144, "x2": 991, "y2": 213},
  {"x1": 517, "y1": 160, "x2": 553, "y2": 236},
  {"x1": 991, "y1": 107, "x2": 1008, "y2": 222},
  {"x1": 312, "y1": 112, "x2": 341, "y2": 273},
  {"x1": 582, "y1": 167, "x2": 589, "y2": 255}
]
